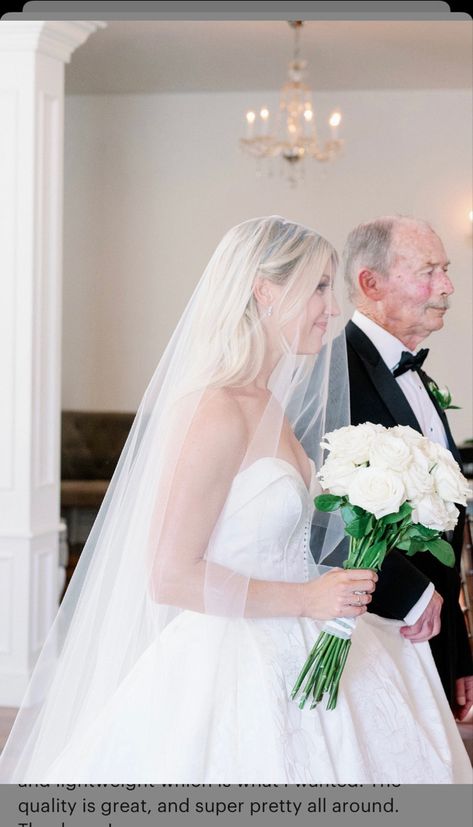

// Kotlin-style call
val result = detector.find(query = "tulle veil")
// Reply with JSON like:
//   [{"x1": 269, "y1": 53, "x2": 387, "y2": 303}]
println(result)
[{"x1": 0, "y1": 215, "x2": 350, "y2": 781}]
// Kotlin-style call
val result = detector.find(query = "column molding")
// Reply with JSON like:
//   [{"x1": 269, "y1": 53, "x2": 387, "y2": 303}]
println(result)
[
  {"x1": 0, "y1": 19, "x2": 105, "y2": 705},
  {"x1": 0, "y1": 21, "x2": 105, "y2": 62}
]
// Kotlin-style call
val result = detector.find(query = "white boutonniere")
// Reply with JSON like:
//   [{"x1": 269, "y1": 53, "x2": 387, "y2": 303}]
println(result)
[{"x1": 427, "y1": 380, "x2": 461, "y2": 411}]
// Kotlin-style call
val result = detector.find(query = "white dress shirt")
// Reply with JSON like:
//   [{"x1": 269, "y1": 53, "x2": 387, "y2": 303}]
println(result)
[
  {"x1": 352, "y1": 311, "x2": 448, "y2": 448},
  {"x1": 351, "y1": 310, "x2": 452, "y2": 623}
]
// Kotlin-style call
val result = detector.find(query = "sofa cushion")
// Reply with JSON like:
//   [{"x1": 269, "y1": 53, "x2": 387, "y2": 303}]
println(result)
[{"x1": 61, "y1": 411, "x2": 135, "y2": 481}]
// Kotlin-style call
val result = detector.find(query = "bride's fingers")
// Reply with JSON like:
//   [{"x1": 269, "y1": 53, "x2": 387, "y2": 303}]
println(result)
[
  {"x1": 346, "y1": 569, "x2": 378, "y2": 583},
  {"x1": 342, "y1": 604, "x2": 368, "y2": 617},
  {"x1": 345, "y1": 592, "x2": 372, "y2": 607},
  {"x1": 347, "y1": 579, "x2": 377, "y2": 594}
]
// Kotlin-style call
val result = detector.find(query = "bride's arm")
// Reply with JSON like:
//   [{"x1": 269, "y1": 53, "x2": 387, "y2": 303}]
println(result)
[{"x1": 151, "y1": 391, "x2": 376, "y2": 619}]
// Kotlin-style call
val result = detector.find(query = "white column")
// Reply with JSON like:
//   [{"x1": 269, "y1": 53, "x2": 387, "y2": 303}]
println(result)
[{"x1": 0, "y1": 20, "x2": 105, "y2": 705}]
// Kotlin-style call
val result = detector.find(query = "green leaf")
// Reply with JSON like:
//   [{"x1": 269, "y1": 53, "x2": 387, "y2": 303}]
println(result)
[
  {"x1": 341, "y1": 503, "x2": 359, "y2": 524},
  {"x1": 411, "y1": 538, "x2": 430, "y2": 552},
  {"x1": 314, "y1": 494, "x2": 344, "y2": 512},
  {"x1": 425, "y1": 538, "x2": 455, "y2": 568},
  {"x1": 405, "y1": 538, "x2": 429, "y2": 555},
  {"x1": 380, "y1": 502, "x2": 413, "y2": 525},
  {"x1": 398, "y1": 524, "x2": 438, "y2": 543},
  {"x1": 398, "y1": 501, "x2": 413, "y2": 517},
  {"x1": 344, "y1": 515, "x2": 373, "y2": 538},
  {"x1": 382, "y1": 511, "x2": 405, "y2": 525},
  {"x1": 412, "y1": 524, "x2": 439, "y2": 540}
]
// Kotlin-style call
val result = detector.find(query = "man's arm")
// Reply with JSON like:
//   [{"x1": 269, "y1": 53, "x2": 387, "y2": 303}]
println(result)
[{"x1": 368, "y1": 548, "x2": 431, "y2": 618}]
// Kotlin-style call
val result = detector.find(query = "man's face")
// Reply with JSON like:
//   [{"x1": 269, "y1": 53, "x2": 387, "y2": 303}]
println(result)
[{"x1": 380, "y1": 224, "x2": 454, "y2": 343}]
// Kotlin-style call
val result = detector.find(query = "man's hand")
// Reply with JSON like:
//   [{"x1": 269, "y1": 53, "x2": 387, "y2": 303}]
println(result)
[
  {"x1": 399, "y1": 591, "x2": 443, "y2": 642},
  {"x1": 454, "y1": 675, "x2": 473, "y2": 722}
]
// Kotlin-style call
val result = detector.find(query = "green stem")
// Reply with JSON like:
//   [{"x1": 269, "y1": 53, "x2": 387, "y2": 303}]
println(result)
[{"x1": 326, "y1": 639, "x2": 351, "y2": 710}]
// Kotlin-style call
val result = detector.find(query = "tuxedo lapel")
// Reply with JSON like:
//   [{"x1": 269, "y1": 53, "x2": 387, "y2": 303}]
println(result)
[
  {"x1": 345, "y1": 321, "x2": 423, "y2": 433},
  {"x1": 417, "y1": 369, "x2": 462, "y2": 464}
]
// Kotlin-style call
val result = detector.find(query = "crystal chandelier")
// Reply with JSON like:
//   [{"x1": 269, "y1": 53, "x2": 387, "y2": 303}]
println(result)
[{"x1": 240, "y1": 21, "x2": 343, "y2": 184}]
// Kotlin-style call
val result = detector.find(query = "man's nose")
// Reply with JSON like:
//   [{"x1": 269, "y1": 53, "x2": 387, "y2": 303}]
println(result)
[
  {"x1": 434, "y1": 268, "x2": 454, "y2": 296},
  {"x1": 438, "y1": 272, "x2": 454, "y2": 296}
]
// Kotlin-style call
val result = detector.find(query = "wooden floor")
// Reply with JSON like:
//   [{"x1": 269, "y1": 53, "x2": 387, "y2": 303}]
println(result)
[{"x1": 1, "y1": 706, "x2": 472, "y2": 764}]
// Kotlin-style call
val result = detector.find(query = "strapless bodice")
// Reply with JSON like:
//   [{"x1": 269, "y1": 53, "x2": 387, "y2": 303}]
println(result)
[{"x1": 206, "y1": 457, "x2": 320, "y2": 583}]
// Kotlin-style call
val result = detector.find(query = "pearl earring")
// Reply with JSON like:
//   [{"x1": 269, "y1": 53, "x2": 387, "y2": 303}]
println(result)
[{"x1": 267, "y1": 306, "x2": 273, "y2": 317}]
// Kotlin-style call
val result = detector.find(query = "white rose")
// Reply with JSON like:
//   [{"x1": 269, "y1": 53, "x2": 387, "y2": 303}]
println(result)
[
  {"x1": 432, "y1": 462, "x2": 469, "y2": 506},
  {"x1": 445, "y1": 501, "x2": 460, "y2": 532},
  {"x1": 403, "y1": 448, "x2": 435, "y2": 500},
  {"x1": 347, "y1": 467, "x2": 405, "y2": 519},
  {"x1": 411, "y1": 493, "x2": 451, "y2": 531},
  {"x1": 321, "y1": 423, "x2": 384, "y2": 465},
  {"x1": 318, "y1": 457, "x2": 359, "y2": 496},
  {"x1": 423, "y1": 439, "x2": 458, "y2": 469},
  {"x1": 368, "y1": 433, "x2": 413, "y2": 473},
  {"x1": 391, "y1": 425, "x2": 426, "y2": 448}
]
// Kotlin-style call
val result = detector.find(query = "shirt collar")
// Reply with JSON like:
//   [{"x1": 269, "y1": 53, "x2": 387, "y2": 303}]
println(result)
[{"x1": 351, "y1": 310, "x2": 415, "y2": 372}]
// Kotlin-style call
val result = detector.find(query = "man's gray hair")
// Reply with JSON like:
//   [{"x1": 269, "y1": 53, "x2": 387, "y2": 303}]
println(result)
[{"x1": 342, "y1": 215, "x2": 434, "y2": 303}]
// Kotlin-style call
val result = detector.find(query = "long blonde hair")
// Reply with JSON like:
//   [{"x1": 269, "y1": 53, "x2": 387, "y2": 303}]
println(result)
[{"x1": 184, "y1": 216, "x2": 338, "y2": 390}]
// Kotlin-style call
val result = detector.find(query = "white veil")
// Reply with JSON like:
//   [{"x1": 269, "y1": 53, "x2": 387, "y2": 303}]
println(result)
[{"x1": 0, "y1": 216, "x2": 349, "y2": 782}]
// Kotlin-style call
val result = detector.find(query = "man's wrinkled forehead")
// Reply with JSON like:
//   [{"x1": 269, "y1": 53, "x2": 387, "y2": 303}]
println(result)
[{"x1": 390, "y1": 223, "x2": 447, "y2": 268}]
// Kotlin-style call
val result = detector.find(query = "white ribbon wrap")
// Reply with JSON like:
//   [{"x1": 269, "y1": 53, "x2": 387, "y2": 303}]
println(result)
[{"x1": 323, "y1": 616, "x2": 357, "y2": 640}]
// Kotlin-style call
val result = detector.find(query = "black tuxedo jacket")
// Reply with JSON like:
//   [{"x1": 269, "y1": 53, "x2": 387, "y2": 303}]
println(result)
[{"x1": 345, "y1": 320, "x2": 472, "y2": 704}]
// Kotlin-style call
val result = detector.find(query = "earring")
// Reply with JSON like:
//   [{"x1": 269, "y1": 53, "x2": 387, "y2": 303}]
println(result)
[{"x1": 267, "y1": 306, "x2": 273, "y2": 317}]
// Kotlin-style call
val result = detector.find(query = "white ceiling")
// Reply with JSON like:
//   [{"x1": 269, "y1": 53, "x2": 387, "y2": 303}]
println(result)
[{"x1": 65, "y1": 20, "x2": 473, "y2": 95}]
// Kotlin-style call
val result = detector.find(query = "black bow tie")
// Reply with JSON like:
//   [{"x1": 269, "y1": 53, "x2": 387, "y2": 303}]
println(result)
[{"x1": 392, "y1": 348, "x2": 429, "y2": 378}]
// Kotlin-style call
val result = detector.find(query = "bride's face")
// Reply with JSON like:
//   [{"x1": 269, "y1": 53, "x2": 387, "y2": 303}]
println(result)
[{"x1": 281, "y1": 272, "x2": 341, "y2": 355}]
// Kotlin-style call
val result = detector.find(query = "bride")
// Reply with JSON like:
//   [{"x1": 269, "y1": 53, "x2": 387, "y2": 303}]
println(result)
[{"x1": 0, "y1": 216, "x2": 470, "y2": 783}]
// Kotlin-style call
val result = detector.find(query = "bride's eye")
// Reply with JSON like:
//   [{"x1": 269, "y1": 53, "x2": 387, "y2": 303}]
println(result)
[{"x1": 316, "y1": 280, "x2": 330, "y2": 294}]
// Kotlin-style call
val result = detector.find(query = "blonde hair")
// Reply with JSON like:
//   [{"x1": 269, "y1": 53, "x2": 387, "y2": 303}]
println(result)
[{"x1": 184, "y1": 216, "x2": 337, "y2": 389}]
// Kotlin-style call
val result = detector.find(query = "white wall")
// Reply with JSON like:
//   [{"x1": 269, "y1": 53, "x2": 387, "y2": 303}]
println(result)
[{"x1": 63, "y1": 89, "x2": 472, "y2": 443}]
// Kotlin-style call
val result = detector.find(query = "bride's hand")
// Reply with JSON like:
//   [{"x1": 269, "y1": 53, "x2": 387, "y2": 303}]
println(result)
[{"x1": 301, "y1": 568, "x2": 378, "y2": 620}]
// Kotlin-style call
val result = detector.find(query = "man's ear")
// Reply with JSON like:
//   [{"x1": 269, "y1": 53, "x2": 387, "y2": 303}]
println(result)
[
  {"x1": 253, "y1": 277, "x2": 273, "y2": 309},
  {"x1": 358, "y1": 268, "x2": 387, "y2": 301}
]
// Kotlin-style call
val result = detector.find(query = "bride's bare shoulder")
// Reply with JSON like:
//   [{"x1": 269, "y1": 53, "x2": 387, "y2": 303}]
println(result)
[{"x1": 185, "y1": 388, "x2": 249, "y2": 464}]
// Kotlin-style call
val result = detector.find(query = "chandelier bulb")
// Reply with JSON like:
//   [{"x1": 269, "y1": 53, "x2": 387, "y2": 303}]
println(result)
[{"x1": 329, "y1": 111, "x2": 342, "y2": 128}]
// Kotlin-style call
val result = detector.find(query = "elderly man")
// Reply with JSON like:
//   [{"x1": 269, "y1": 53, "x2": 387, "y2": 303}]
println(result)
[{"x1": 343, "y1": 215, "x2": 472, "y2": 719}]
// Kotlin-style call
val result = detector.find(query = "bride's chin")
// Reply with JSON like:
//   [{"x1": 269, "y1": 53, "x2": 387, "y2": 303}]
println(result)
[
  {"x1": 295, "y1": 335, "x2": 324, "y2": 357},
  {"x1": 295, "y1": 343, "x2": 323, "y2": 357}
]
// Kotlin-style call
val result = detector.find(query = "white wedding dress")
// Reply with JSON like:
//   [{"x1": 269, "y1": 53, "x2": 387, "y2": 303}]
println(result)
[{"x1": 42, "y1": 458, "x2": 471, "y2": 784}]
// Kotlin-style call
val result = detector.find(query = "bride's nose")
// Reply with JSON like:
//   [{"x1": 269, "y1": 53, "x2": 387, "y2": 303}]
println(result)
[{"x1": 328, "y1": 293, "x2": 341, "y2": 317}]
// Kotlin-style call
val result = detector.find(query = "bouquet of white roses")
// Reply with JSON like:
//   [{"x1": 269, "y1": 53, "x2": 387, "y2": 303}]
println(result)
[{"x1": 291, "y1": 423, "x2": 469, "y2": 711}]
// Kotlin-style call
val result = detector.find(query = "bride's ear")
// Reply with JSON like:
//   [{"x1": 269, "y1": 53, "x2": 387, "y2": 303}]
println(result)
[{"x1": 253, "y1": 277, "x2": 274, "y2": 312}]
